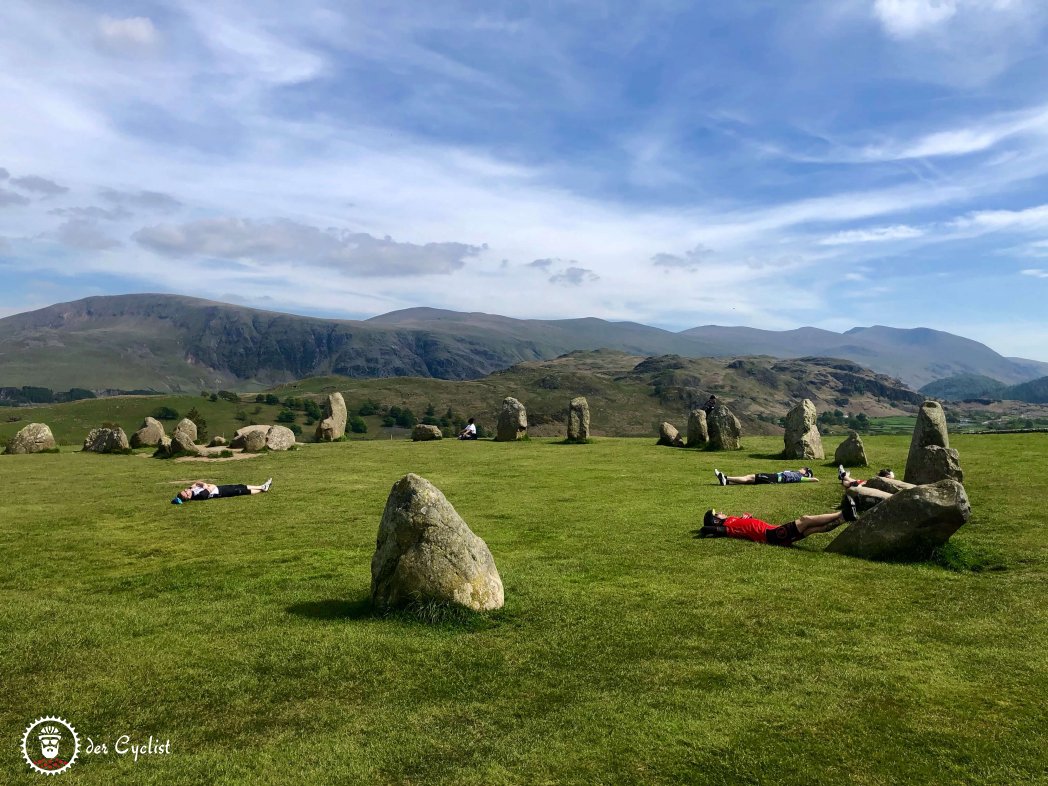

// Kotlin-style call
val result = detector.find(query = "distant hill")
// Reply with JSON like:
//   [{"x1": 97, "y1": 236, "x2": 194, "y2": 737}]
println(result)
[
  {"x1": 1001, "y1": 376, "x2": 1048, "y2": 404},
  {"x1": 919, "y1": 374, "x2": 1009, "y2": 401},
  {"x1": 1, "y1": 294, "x2": 1046, "y2": 391}
]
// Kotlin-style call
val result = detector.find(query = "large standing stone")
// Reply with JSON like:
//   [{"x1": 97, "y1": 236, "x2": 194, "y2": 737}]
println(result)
[
  {"x1": 231, "y1": 424, "x2": 269, "y2": 449},
  {"x1": 783, "y1": 399, "x2": 824, "y2": 460},
  {"x1": 4, "y1": 423, "x2": 56, "y2": 454},
  {"x1": 171, "y1": 418, "x2": 199, "y2": 455},
  {"x1": 686, "y1": 409, "x2": 708, "y2": 447},
  {"x1": 412, "y1": 424, "x2": 443, "y2": 441},
  {"x1": 834, "y1": 430, "x2": 868, "y2": 467},
  {"x1": 827, "y1": 479, "x2": 971, "y2": 561},
  {"x1": 495, "y1": 397, "x2": 527, "y2": 441},
  {"x1": 567, "y1": 397, "x2": 590, "y2": 442},
  {"x1": 265, "y1": 425, "x2": 296, "y2": 451},
  {"x1": 905, "y1": 401, "x2": 955, "y2": 484},
  {"x1": 315, "y1": 392, "x2": 348, "y2": 442},
  {"x1": 241, "y1": 428, "x2": 268, "y2": 453},
  {"x1": 908, "y1": 445, "x2": 964, "y2": 486},
  {"x1": 371, "y1": 473, "x2": 504, "y2": 612},
  {"x1": 657, "y1": 421, "x2": 684, "y2": 447},
  {"x1": 82, "y1": 426, "x2": 130, "y2": 453},
  {"x1": 707, "y1": 405, "x2": 742, "y2": 451},
  {"x1": 130, "y1": 417, "x2": 165, "y2": 448}
]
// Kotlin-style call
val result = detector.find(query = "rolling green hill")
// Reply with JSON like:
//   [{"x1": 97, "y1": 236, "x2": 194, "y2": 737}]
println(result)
[{"x1": 919, "y1": 374, "x2": 1009, "y2": 401}]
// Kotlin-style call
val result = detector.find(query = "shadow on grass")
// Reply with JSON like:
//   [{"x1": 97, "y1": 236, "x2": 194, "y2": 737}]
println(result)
[
  {"x1": 745, "y1": 451, "x2": 786, "y2": 460},
  {"x1": 286, "y1": 598, "x2": 374, "y2": 620},
  {"x1": 930, "y1": 541, "x2": 1009, "y2": 573},
  {"x1": 286, "y1": 595, "x2": 509, "y2": 631}
]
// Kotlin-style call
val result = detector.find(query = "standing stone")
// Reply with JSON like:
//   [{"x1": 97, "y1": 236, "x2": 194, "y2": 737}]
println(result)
[
  {"x1": 908, "y1": 445, "x2": 964, "y2": 486},
  {"x1": 834, "y1": 430, "x2": 868, "y2": 467},
  {"x1": 265, "y1": 425, "x2": 296, "y2": 451},
  {"x1": 826, "y1": 479, "x2": 971, "y2": 561},
  {"x1": 412, "y1": 424, "x2": 443, "y2": 441},
  {"x1": 686, "y1": 409, "x2": 708, "y2": 447},
  {"x1": 495, "y1": 397, "x2": 527, "y2": 441},
  {"x1": 82, "y1": 426, "x2": 130, "y2": 453},
  {"x1": 371, "y1": 473, "x2": 504, "y2": 612},
  {"x1": 130, "y1": 417, "x2": 165, "y2": 448},
  {"x1": 905, "y1": 401, "x2": 960, "y2": 484},
  {"x1": 783, "y1": 399, "x2": 824, "y2": 460},
  {"x1": 231, "y1": 424, "x2": 269, "y2": 449},
  {"x1": 171, "y1": 418, "x2": 199, "y2": 455},
  {"x1": 241, "y1": 428, "x2": 268, "y2": 453},
  {"x1": 567, "y1": 397, "x2": 590, "y2": 441},
  {"x1": 4, "y1": 423, "x2": 56, "y2": 454},
  {"x1": 315, "y1": 392, "x2": 348, "y2": 442},
  {"x1": 707, "y1": 405, "x2": 742, "y2": 451},
  {"x1": 657, "y1": 422, "x2": 685, "y2": 447}
]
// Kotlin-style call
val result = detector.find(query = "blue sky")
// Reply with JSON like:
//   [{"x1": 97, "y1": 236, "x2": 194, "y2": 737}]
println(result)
[{"x1": 2, "y1": 0, "x2": 1048, "y2": 360}]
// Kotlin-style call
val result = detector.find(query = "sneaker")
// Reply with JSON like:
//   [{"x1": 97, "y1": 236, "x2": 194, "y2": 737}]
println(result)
[
  {"x1": 261, "y1": 478, "x2": 273, "y2": 492},
  {"x1": 838, "y1": 464, "x2": 847, "y2": 482},
  {"x1": 714, "y1": 469, "x2": 727, "y2": 486},
  {"x1": 841, "y1": 495, "x2": 859, "y2": 522}
]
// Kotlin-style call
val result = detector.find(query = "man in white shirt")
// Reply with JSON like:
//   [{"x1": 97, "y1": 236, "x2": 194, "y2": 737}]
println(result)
[{"x1": 458, "y1": 418, "x2": 478, "y2": 440}]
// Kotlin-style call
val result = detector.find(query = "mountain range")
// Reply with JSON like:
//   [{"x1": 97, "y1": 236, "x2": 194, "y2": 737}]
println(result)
[{"x1": 1, "y1": 294, "x2": 1046, "y2": 392}]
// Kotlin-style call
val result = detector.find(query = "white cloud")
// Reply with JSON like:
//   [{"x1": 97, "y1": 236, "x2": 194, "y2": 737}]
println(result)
[
  {"x1": 1020, "y1": 267, "x2": 1048, "y2": 278},
  {"x1": 549, "y1": 266, "x2": 599, "y2": 286},
  {"x1": 953, "y1": 203, "x2": 1048, "y2": 230},
  {"x1": 95, "y1": 16, "x2": 160, "y2": 56},
  {"x1": 651, "y1": 244, "x2": 714, "y2": 271},
  {"x1": 873, "y1": 0, "x2": 959, "y2": 38},
  {"x1": 54, "y1": 219, "x2": 121, "y2": 250},
  {"x1": 819, "y1": 225, "x2": 925, "y2": 244}
]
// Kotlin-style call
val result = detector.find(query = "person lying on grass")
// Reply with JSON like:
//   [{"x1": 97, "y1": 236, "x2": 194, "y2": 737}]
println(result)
[
  {"x1": 838, "y1": 465, "x2": 895, "y2": 488},
  {"x1": 713, "y1": 467, "x2": 818, "y2": 486},
  {"x1": 696, "y1": 503, "x2": 857, "y2": 547},
  {"x1": 172, "y1": 478, "x2": 273, "y2": 504}
]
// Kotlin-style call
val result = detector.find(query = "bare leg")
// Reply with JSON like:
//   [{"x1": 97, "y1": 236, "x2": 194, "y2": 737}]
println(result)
[
  {"x1": 246, "y1": 478, "x2": 273, "y2": 495},
  {"x1": 846, "y1": 485, "x2": 892, "y2": 511},
  {"x1": 726, "y1": 474, "x2": 756, "y2": 485},
  {"x1": 793, "y1": 511, "x2": 845, "y2": 537}
]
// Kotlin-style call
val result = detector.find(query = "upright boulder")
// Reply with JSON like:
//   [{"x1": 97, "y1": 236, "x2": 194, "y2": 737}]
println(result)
[
  {"x1": 686, "y1": 409, "x2": 708, "y2": 447},
  {"x1": 171, "y1": 418, "x2": 199, "y2": 455},
  {"x1": 826, "y1": 479, "x2": 971, "y2": 561},
  {"x1": 230, "y1": 425, "x2": 269, "y2": 449},
  {"x1": 412, "y1": 424, "x2": 443, "y2": 441},
  {"x1": 783, "y1": 399, "x2": 824, "y2": 460},
  {"x1": 657, "y1": 422, "x2": 684, "y2": 447},
  {"x1": 495, "y1": 397, "x2": 527, "y2": 442},
  {"x1": 4, "y1": 423, "x2": 56, "y2": 455},
  {"x1": 905, "y1": 401, "x2": 962, "y2": 484},
  {"x1": 82, "y1": 426, "x2": 130, "y2": 453},
  {"x1": 707, "y1": 405, "x2": 742, "y2": 451},
  {"x1": 834, "y1": 430, "x2": 868, "y2": 467},
  {"x1": 567, "y1": 396, "x2": 590, "y2": 442},
  {"x1": 371, "y1": 474, "x2": 504, "y2": 612},
  {"x1": 315, "y1": 392, "x2": 348, "y2": 442},
  {"x1": 265, "y1": 425, "x2": 296, "y2": 451},
  {"x1": 130, "y1": 417, "x2": 165, "y2": 448}
]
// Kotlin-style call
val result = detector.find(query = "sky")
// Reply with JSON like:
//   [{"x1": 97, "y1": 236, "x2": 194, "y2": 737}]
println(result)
[{"x1": 2, "y1": 0, "x2": 1048, "y2": 360}]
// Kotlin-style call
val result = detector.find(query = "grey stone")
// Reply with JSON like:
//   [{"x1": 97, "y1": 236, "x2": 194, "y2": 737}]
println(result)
[
  {"x1": 171, "y1": 418, "x2": 199, "y2": 455},
  {"x1": 864, "y1": 476, "x2": 915, "y2": 495},
  {"x1": 82, "y1": 426, "x2": 130, "y2": 453},
  {"x1": 241, "y1": 428, "x2": 268, "y2": 452},
  {"x1": 657, "y1": 421, "x2": 684, "y2": 447},
  {"x1": 231, "y1": 424, "x2": 269, "y2": 450},
  {"x1": 265, "y1": 425, "x2": 296, "y2": 451},
  {"x1": 834, "y1": 430, "x2": 868, "y2": 467},
  {"x1": 904, "y1": 401, "x2": 953, "y2": 484},
  {"x1": 371, "y1": 473, "x2": 504, "y2": 612},
  {"x1": 208, "y1": 436, "x2": 227, "y2": 447},
  {"x1": 130, "y1": 417, "x2": 165, "y2": 448},
  {"x1": 783, "y1": 399, "x2": 824, "y2": 460},
  {"x1": 907, "y1": 445, "x2": 964, "y2": 486},
  {"x1": 4, "y1": 423, "x2": 56, "y2": 454},
  {"x1": 412, "y1": 424, "x2": 443, "y2": 441},
  {"x1": 495, "y1": 397, "x2": 527, "y2": 441},
  {"x1": 315, "y1": 392, "x2": 348, "y2": 442},
  {"x1": 826, "y1": 479, "x2": 971, "y2": 561},
  {"x1": 686, "y1": 409, "x2": 708, "y2": 447},
  {"x1": 567, "y1": 396, "x2": 590, "y2": 441},
  {"x1": 707, "y1": 405, "x2": 742, "y2": 451}
]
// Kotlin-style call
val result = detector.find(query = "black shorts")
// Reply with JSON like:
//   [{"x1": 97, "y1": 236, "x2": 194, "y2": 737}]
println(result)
[
  {"x1": 754, "y1": 473, "x2": 779, "y2": 485},
  {"x1": 765, "y1": 521, "x2": 802, "y2": 547},
  {"x1": 214, "y1": 484, "x2": 250, "y2": 498}
]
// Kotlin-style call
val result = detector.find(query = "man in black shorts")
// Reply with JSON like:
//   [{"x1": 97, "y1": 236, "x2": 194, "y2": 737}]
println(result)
[
  {"x1": 714, "y1": 467, "x2": 818, "y2": 485},
  {"x1": 696, "y1": 503, "x2": 856, "y2": 547},
  {"x1": 172, "y1": 478, "x2": 272, "y2": 503}
]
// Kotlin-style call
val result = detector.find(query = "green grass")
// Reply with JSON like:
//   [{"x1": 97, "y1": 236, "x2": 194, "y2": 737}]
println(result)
[{"x1": 1, "y1": 435, "x2": 1046, "y2": 784}]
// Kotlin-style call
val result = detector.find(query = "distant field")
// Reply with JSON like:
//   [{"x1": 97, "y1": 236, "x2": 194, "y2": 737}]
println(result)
[{"x1": 1, "y1": 435, "x2": 1045, "y2": 784}]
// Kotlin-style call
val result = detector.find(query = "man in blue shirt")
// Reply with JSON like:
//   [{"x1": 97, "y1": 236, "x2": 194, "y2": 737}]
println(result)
[{"x1": 714, "y1": 467, "x2": 818, "y2": 486}]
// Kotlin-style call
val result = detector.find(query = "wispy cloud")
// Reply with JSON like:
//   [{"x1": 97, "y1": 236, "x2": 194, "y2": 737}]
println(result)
[{"x1": 820, "y1": 225, "x2": 925, "y2": 245}]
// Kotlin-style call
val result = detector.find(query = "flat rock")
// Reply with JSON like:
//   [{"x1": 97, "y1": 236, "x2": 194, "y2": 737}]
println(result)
[{"x1": 371, "y1": 473, "x2": 504, "y2": 612}]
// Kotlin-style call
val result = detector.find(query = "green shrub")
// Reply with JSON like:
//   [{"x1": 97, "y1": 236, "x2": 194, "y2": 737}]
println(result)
[
  {"x1": 276, "y1": 409, "x2": 296, "y2": 423},
  {"x1": 349, "y1": 415, "x2": 368, "y2": 434},
  {"x1": 152, "y1": 406, "x2": 179, "y2": 420}
]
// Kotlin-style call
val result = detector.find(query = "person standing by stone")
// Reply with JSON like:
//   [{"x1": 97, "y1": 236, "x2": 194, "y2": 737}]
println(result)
[{"x1": 714, "y1": 467, "x2": 818, "y2": 485}]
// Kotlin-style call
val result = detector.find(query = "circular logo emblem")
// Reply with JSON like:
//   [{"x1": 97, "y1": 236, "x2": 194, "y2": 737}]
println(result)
[{"x1": 21, "y1": 716, "x2": 79, "y2": 775}]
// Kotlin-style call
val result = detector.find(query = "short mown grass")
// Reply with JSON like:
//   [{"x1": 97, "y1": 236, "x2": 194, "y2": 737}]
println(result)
[{"x1": 1, "y1": 435, "x2": 1045, "y2": 784}]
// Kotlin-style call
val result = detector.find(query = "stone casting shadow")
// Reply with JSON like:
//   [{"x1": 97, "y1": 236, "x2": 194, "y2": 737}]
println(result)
[{"x1": 286, "y1": 597, "x2": 374, "y2": 621}]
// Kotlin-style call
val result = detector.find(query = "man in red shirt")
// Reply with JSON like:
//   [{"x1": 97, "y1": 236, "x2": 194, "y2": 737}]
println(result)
[{"x1": 697, "y1": 502, "x2": 856, "y2": 547}]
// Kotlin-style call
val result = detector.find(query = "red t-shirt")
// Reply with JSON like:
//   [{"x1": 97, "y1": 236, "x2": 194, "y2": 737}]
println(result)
[{"x1": 723, "y1": 515, "x2": 775, "y2": 543}]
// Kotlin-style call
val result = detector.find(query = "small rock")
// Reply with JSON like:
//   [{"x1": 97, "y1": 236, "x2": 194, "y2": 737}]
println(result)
[
  {"x1": 412, "y1": 424, "x2": 443, "y2": 441},
  {"x1": 657, "y1": 421, "x2": 684, "y2": 447}
]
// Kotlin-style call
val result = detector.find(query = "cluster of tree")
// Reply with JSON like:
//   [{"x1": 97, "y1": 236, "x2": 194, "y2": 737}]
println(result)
[
  {"x1": 0, "y1": 386, "x2": 97, "y2": 406},
  {"x1": 816, "y1": 409, "x2": 870, "y2": 432},
  {"x1": 201, "y1": 390, "x2": 240, "y2": 403}
]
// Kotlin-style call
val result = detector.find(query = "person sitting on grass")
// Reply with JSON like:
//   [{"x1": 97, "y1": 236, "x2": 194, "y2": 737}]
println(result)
[
  {"x1": 458, "y1": 418, "x2": 478, "y2": 440},
  {"x1": 838, "y1": 465, "x2": 895, "y2": 488},
  {"x1": 713, "y1": 467, "x2": 818, "y2": 486},
  {"x1": 696, "y1": 503, "x2": 856, "y2": 547},
  {"x1": 172, "y1": 478, "x2": 272, "y2": 504}
]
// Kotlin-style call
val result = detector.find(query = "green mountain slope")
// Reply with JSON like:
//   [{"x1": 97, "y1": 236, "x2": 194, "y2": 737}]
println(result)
[{"x1": 919, "y1": 374, "x2": 1009, "y2": 401}]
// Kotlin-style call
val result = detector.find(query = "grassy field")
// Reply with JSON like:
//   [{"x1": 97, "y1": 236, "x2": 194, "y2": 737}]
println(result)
[{"x1": 1, "y1": 435, "x2": 1045, "y2": 784}]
